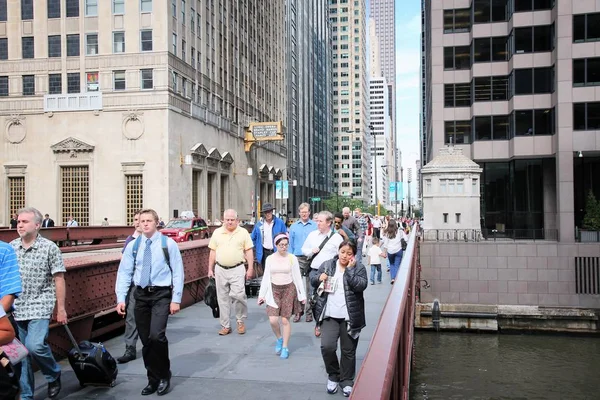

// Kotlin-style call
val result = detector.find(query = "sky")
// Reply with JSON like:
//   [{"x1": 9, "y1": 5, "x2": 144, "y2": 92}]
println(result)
[{"x1": 394, "y1": 0, "x2": 422, "y2": 204}]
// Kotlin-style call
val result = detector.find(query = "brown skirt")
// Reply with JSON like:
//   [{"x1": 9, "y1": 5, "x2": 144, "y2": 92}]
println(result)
[{"x1": 266, "y1": 282, "x2": 299, "y2": 318}]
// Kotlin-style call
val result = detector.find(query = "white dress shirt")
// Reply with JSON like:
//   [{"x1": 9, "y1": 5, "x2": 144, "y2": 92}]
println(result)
[{"x1": 301, "y1": 229, "x2": 344, "y2": 270}]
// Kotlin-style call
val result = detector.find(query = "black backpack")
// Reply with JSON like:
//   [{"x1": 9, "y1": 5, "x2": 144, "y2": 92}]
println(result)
[
  {"x1": 400, "y1": 238, "x2": 408, "y2": 251},
  {"x1": 204, "y1": 278, "x2": 219, "y2": 318},
  {"x1": 0, "y1": 350, "x2": 19, "y2": 400}
]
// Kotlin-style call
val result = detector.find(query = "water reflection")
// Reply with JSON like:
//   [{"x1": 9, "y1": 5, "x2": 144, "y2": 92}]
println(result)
[{"x1": 410, "y1": 332, "x2": 600, "y2": 400}]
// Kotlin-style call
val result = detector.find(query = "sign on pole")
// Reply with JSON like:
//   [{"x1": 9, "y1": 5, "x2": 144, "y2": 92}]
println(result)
[
  {"x1": 311, "y1": 197, "x2": 321, "y2": 202},
  {"x1": 397, "y1": 181, "x2": 404, "y2": 201},
  {"x1": 389, "y1": 182, "x2": 397, "y2": 202},
  {"x1": 244, "y1": 121, "x2": 284, "y2": 152},
  {"x1": 275, "y1": 180, "x2": 289, "y2": 200}
]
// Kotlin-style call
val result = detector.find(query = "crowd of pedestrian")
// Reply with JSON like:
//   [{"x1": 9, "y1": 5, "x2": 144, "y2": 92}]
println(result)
[{"x1": 0, "y1": 203, "x2": 415, "y2": 399}]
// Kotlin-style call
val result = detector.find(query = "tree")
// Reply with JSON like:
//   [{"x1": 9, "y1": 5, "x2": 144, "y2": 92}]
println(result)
[{"x1": 582, "y1": 190, "x2": 600, "y2": 231}]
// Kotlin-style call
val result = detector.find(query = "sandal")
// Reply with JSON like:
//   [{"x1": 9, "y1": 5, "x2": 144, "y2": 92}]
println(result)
[{"x1": 315, "y1": 326, "x2": 321, "y2": 337}]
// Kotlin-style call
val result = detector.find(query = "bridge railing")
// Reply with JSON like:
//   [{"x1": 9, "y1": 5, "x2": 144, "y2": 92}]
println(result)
[{"x1": 351, "y1": 226, "x2": 419, "y2": 400}]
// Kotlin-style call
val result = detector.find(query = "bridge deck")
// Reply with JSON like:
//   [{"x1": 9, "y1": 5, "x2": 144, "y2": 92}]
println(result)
[{"x1": 31, "y1": 265, "x2": 393, "y2": 399}]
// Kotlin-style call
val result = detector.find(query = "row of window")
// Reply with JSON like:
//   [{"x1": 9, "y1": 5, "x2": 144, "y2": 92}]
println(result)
[
  {"x1": 444, "y1": 25, "x2": 554, "y2": 69},
  {"x1": 444, "y1": 67, "x2": 554, "y2": 107},
  {"x1": 444, "y1": 108, "x2": 556, "y2": 143},
  {"x1": 0, "y1": 69, "x2": 154, "y2": 96},
  {"x1": 0, "y1": 0, "x2": 152, "y2": 21},
  {"x1": 0, "y1": 31, "x2": 152, "y2": 60}
]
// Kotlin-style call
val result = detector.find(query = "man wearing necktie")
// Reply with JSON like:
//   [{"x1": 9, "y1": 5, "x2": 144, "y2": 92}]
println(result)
[{"x1": 115, "y1": 209, "x2": 184, "y2": 396}]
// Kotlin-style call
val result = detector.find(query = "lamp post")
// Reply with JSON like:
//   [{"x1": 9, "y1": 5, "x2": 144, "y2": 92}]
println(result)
[
  {"x1": 369, "y1": 124, "x2": 379, "y2": 216},
  {"x1": 407, "y1": 167, "x2": 412, "y2": 218}
]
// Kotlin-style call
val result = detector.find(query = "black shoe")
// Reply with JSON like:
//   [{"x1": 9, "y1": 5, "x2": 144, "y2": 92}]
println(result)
[
  {"x1": 141, "y1": 382, "x2": 158, "y2": 396},
  {"x1": 157, "y1": 379, "x2": 170, "y2": 396},
  {"x1": 117, "y1": 346, "x2": 137, "y2": 364},
  {"x1": 48, "y1": 376, "x2": 61, "y2": 399}
]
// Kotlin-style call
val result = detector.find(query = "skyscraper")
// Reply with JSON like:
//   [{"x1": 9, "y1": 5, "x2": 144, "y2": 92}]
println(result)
[
  {"x1": 285, "y1": 0, "x2": 333, "y2": 214},
  {"x1": 329, "y1": 0, "x2": 370, "y2": 200}
]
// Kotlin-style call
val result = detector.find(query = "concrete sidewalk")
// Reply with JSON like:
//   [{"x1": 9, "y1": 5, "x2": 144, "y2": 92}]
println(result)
[{"x1": 31, "y1": 265, "x2": 392, "y2": 400}]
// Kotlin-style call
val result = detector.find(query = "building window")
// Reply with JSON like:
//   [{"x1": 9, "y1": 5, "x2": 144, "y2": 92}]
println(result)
[
  {"x1": 473, "y1": 0, "x2": 507, "y2": 23},
  {"x1": 573, "y1": 58, "x2": 600, "y2": 87},
  {"x1": 141, "y1": 69, "x2": 153, "y2": 89},
  {"x1": 514, "y1": 24, "x2": 554, "y2": 54},
  {"x1": 61, "y1": 166, "x2": 89, "y2": 226},
  {"x1": 86, "y1": 72, "x2": 98, "y2": 91},
  {"x1": 573, "y1": 13, "x2": 600, "y2": 43},
  {"x1": 22, "y1": 75, "x2": 35, "y2": 96},
  {"x1": 22, "y1": 37, "x2": 34, "y2": 59},
  {"x1": 456, "y1": 213, "x2": 461, "y2": 224},
  {"x1": 191, "y1": 47, "x2": 196, "y2": 68},
  {"x1": 472, "y1": 179, "x2": 478, "y2": 194},
  {"x1": 85, "y1": 0, "x2": 98, "y2": 16},
  {"x1": 444, "y1": 120, "x2": 472, "y2": 144},
  {"x1": 457, "y1": 180, "x2": 464, "y2": 193},
  {"x1": 126, "y1": 174, "x2": 143, "y2": 225},
  {"x1": 182, "y1": 78, "x2": 187, "y2": 97},
  {"x1": 440, "y1": 180, "x2": 447, "y2": 193},
  {"x1": 514, "y1": 0, "x2": 553, "y2": 12},
  {"x1": 474, "y1": 36, "x2": 508, "y2": 62},
  {"x1": 182, "y1": 39, "x2": 186, "y2": 62},
  {"x1": 172, "y1": 33, "x2": 177, "y2": 55},
  {"x1": 66, "y1": 0, "x2": 79, "y2": 17},
  {"x1": 444, "y1": 83, "x2": 471, "y2": 107},
  {"x1": 171, "y1": 71, "x2": 177, "y2": 92},
  {"x1": 0, "y1": 76, "x2": 7, "y2": 96},
  {"x1": 48, "y1": 73, "x2": 62, "y2": 94},
  {"x1": 48, "y1": 0, "x2": 61, "y2": 18},
  {"x1": 171, "y1": 0, "x2": 176, "y2": 17},
  {"x1": 86, "y1": 34, "x2": 98, "y2": 55},
  {"x1": 140, "y1": 30, "x2": 153, "y2": 51},
  {"x1": 113, "y1": 32, "x2": 125, "y2": 53},
  {"x1": 474, "y1": 75, "x2": 509, "y2": 101},
  {"x1": 0, "y1": 38, "x2": 6, "y2": 60},
  {"x1": 181, "y1": 0, "x2": 185, "y2": 22},
  {"x1": 113, "y1": 0, "x2": 124, "y2": 14},
  {"x1": 66, "y1": 34, "x2": 80, "y2": 56},
  {"x1": 426, "y1": 179, "x2": 431, "y2": 193},
  {"x1": 443, "y1": 46, "x2": 471, "y2": 70},
  {"x1": 444, "y1": 8, "x2": 471, "y2": 33},
  {"x1": 573, "y1": 102, "x2": 600, "y2": 131},
  {"x1": 67, "y1": 73, "x2": 80, "y2": 93},
  {"x1": 113, "y1": 71, "x2": 126, "y2": 91},
  {"x1": 513, "y1": 66, "x2": 554, "y2": 95},
  {"x1": 191, "y1": 7, "x2": 195, "y2": 32},
  {"x1": 513, "y1": 108, "x2": 555, "y2": 136},
  {"x1": 21, "y1": 0, "x2": 33, "y2": 20},
  {"x1": 8, "y1": 177, "x2": 26, "y2": 218},
  {"x1": 443, "y1": 213, "x2": 449, "y2": 223},
  {"x1": 140, "y1": 0, "x2": 152, "y2": 13},
  {"x1": 474, "y1": 115, "x2": 509, "y2": 141},
  {"x1": 0, "y1": 0, "x2": 6, "y2": 22},
  {"x1": 48, "y1": 36, "x2": 61, "y2": 58}
]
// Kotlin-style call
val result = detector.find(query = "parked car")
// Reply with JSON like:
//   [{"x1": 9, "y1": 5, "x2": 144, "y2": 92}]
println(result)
[{"x1": 160, "y1": 217, "x2": 210, "y2": 242}]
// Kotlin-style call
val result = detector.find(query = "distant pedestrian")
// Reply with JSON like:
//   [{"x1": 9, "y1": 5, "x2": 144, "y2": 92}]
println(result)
[
  {"x1": 372, "y1": 216, "x2": 381, "y2": 239},
  {"x1": 11, "y1": 207, "x2": 67, "y2": 400},
  {"x1": 66, "y1": 216, "x2": 78, "y2": 227},
  {"x1": 207, "y1": 209, "x2": 254, "y2": 335},
  {"x1": 115, "y1": 208, "x2": 184, "y2": 396},
  {"x1": 116, "y1": 210, "x2": 143, "y2": 364},
  {"x1": 311, "y1": 241, "x2": 367, "y2": 397},
  {"x1": 381, "y1": 220, "x2": 407, "y2": 284},
  {"x1": 42, "y1": 214, "x2": 55, "y2": 228},
  {"x1": 101, "y1": 217, "x2": 109, "y2": 226},
  {"x1": 367, "y1": 237, "x2": 384, "y2": 285},
  {"x1": 9, "y1": 214, "x2": 17, "y2": 229},
  {"x1": 257, "y1": 233, "x2": 306, "y2": 359}
]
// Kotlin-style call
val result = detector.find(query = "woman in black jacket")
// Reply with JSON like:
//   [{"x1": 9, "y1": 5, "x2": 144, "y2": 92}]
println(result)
[{"x1": 310, "y1": 241, "x2": 368, "y2": 397}]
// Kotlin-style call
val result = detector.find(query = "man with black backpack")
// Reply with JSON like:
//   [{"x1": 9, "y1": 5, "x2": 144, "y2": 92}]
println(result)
[{"x1": 115, "y1": 209, "x2": 184, "y2": 396}]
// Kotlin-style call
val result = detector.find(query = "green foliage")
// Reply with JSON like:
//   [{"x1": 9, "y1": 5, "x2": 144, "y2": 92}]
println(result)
[
  {"x1": 582, "y1": 190, "x2": 600, "y2": 231},
  {"x1": 321, "y1": 193, "x2": 388, "y2": 216}
]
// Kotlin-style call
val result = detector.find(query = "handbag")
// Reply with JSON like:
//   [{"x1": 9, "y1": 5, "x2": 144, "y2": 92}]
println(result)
[
  {"x1": 303, "y1": 232, "x2": 334, "y2": 277},
  {"x1": 1, "y1": 338, "x2": 29, "y2": 365}
]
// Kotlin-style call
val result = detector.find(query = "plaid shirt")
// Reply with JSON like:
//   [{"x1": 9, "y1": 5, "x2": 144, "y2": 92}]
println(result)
[{"x1": 356, "y1": 215, "x2": 368, "y2": 238}]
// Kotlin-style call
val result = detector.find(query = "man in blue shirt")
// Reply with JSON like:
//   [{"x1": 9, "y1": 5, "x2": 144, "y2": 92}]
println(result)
[
  {"x1": 115, "y1": 209, "x2": 184, "y2": 396},
  {"x1": 251, "y1": 203, "x2": 287, "y2": 271},
  {"x1": 289, "y1": 203, "x2": 317, "y2": 322}
]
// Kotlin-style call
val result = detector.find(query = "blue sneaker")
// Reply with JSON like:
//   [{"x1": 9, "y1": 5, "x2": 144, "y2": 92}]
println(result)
[
  {"x1": 280, "y1": 347, "x2": 289, "y2": 359},
  {"x1": 275, "y1": 338, "x2": 283, "y2": 355}
]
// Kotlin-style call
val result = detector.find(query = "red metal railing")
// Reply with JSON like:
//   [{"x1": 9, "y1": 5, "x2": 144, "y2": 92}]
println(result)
[{"x1": 351, "y1": 226, "x2": 419, "y2": 400}]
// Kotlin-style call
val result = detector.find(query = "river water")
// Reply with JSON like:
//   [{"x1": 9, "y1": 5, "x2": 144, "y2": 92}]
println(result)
[{"x1": 410, "y1": 331, "x2": 600, "y2": 400}]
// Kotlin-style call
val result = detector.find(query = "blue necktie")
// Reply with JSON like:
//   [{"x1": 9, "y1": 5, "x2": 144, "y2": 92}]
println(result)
[{"x1": 139, "y1": 239, "x2": 152, "y2": 288}]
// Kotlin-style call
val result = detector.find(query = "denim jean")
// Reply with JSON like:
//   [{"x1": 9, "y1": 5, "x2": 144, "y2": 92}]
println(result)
[
  {"x1": 17, "y1": 319, "x2": 61, "y2": 400},
  {"x1": 388, "y1": 250, "x2": 403, "y2": 281},
  {"x1": 370, "y1": 264, "x2": 382, "y2": 283}
]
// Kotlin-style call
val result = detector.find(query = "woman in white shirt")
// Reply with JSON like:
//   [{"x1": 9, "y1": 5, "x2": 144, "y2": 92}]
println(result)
[
  {"x1": 258, "y1": 233, "x2": 306, "y2": 359},
  {"x1": 381, "y1": 220, "x2": 409, "y2": 284}
]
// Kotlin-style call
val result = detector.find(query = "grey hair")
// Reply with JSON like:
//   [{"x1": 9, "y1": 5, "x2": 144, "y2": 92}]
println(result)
[
  {"x1": 298, "y1": 202, "x2": 310, "y2": 212},
  {"x1": 342, "y1": 207, "x2": 351, "y2": 213},
  {"x1": 17, "y1": 207, "x2": 43, "y2": 225},
  {"x1": 319, "y1": 210, "x2": 334, "y2": 224},
  {"x1": 223, "y1": 209, "x2": 238, "y2": 219}
]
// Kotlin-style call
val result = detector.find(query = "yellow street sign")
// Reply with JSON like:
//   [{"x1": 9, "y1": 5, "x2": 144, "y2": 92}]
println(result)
[{"x1": 244, "y1": 121, "x2": 284, "y2": 152}]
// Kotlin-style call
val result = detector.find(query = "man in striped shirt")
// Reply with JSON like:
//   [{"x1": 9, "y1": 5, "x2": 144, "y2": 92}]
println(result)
[{"x1": 0, "y1": 239, "x2": 22, "y2": 378}]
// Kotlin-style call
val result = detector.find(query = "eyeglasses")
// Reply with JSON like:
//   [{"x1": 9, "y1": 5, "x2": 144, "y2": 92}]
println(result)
[{"x1": 277, "y1": 242, "x2": 289, "y2": 247}]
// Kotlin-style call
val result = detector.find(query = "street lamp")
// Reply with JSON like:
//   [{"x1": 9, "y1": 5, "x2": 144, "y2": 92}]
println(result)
[{"x1": 369, "y1": 124, "x2": 379, "y2": 216}]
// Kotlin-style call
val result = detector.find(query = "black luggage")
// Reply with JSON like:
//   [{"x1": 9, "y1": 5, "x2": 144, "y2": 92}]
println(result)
[
  {"x1": 64, "y1": 325, "x2": 118, "y2": 388},
  {"x1": 204, "y1": 278, "x2": 220, "y2": 318},
  {"x1": 245, "y1": 277, "x2": 262, "y2": 297}
]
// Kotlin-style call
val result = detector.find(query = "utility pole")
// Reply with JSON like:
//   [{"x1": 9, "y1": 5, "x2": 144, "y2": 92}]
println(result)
[
  {"x1": 370, "y1": 124, "x2": 379, "y2": 216},
  {"x1": 407, "y1": 167, "x2": 412, "y2": 218}
]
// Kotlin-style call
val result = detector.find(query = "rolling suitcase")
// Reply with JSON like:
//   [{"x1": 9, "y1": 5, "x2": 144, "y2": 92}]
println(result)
[{"x1": 64, "y1": 325, "x2": 118, "y2": 388}]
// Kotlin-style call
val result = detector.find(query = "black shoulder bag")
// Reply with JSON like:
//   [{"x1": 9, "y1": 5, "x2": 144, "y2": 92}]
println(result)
[{"x1": 303, "y1": 232, "x2": 333, "y2": 277}]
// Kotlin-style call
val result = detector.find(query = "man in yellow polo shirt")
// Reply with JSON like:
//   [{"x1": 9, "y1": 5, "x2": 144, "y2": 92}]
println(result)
[{"x1": 208, "y1": 209, "x2": 254, "y2": 335}]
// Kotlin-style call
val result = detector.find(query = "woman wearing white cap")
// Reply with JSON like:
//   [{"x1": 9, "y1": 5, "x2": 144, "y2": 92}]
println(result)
[{"x1": 257, "y1": 233, "x2": 306, "y2": 359}]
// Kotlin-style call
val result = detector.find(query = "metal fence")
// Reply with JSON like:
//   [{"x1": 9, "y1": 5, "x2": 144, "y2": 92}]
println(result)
[{"x1": 422, "y1": 228, "x2": 559, "y2": 242}]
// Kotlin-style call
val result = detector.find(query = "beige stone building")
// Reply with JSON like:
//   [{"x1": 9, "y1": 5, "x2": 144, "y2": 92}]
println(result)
[{"x1": 0, "y1": 0, "x2": 286, "y2": 226}]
